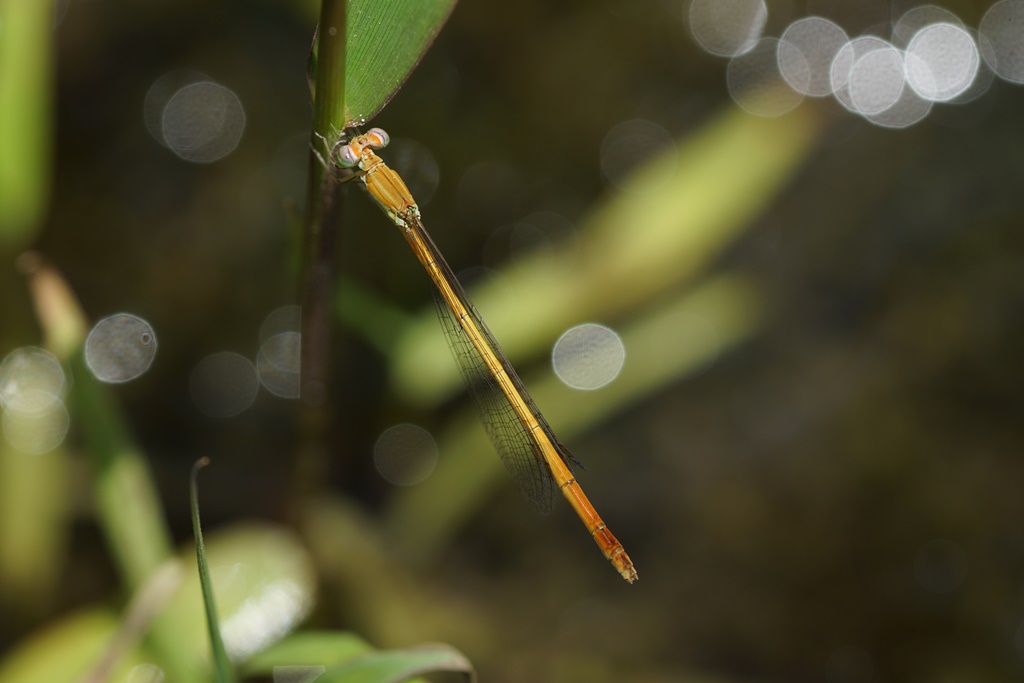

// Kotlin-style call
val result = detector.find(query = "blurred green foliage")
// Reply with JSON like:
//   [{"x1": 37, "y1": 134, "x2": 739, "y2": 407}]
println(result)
[{"x1": 0, "y1": 0, "x2": 53, "y2": 245}]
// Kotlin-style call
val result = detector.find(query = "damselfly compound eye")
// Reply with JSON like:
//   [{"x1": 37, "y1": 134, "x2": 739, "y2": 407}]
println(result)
[
  {"x1": 336, "y1": 142, "x2": 360, "y2": 167},
  {"x1": 366, "y1": 128, "x2": 390, "y2": 149}
]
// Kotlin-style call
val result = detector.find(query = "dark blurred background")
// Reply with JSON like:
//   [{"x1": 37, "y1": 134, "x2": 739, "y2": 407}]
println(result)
[{"x1": 2, "y1": 0, "x2": 1024, "y2": 681}]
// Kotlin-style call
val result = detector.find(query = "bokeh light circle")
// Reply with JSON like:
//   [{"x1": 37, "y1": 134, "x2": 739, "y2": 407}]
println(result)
[
  {"x1": 688, "y1": 0, "x2": 768, "y2": 58},
  {"x1": 373, "y1": 423, "x2": 439, "y2": 486},
  {"x1": 979, "y1": 0, "x2": 1024, "y2": 83},
  {"x1": 905, "y1": 23, "x2": 979, "y2": 102},
  {"x1": 84, "y1": 314, "x2": 158, "y2": 384},
  {"x1": 259, "y1": 305, "x2": 302, "y2": 348},
  {"x1": 2, "y1": 396, "x2": 69, "y2": 454},
  {"x1": 0, "y1": 347, "x2": 66, "y2": 415},
  {"x1": 778, "y1": 17, "x2": 850, "y2": 97},
  {"x1": 161, "y1": 81, "x2": 246, "y2": 163},
  {"x1": 831, "y1": 37, "x2": 893, "y2": 114},
  {"x1": 848, "y1": 46, "x2": 906, "y2": 115},
  {"x1": 143, "y1": 70, "x2": 208, "y2": 146},
  {"x1": 257, "y1": 332, "x2": 301, "y2": 399},
  {"x1": 892, "y1": 5, "x2": 965, "y2": 48},
  {"x1": 551, "y1": 323, "x2": 626, "y2": 391}
]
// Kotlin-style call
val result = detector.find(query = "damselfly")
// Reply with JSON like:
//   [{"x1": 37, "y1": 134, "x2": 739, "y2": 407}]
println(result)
[{"x1": 331, "y1": 129, "x2": 636, "y2": 583}]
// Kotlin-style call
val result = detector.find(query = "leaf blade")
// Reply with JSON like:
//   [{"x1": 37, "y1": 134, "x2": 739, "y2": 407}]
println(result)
[
  {"x1": 190, "y1": 459, "x2": 236, "y2": 683},
  {"x1": 322, "y1": 643, "x2": 475, "y2": 683},
  {"x1": 342, "y1": 0, "x2": 458, "y2": 128},
  {"x1": 242, "y1": 631, "x2": 373, "y2": 674}
]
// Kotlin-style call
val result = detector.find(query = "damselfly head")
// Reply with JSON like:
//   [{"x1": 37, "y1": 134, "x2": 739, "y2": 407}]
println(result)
[{"x1": 365, "y1": 128, "x2": 390, "y2": 149}]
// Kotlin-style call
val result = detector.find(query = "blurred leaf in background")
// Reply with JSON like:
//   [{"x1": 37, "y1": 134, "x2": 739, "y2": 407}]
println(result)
[{"x1": 0, "y1": 0, "x2": 53, "y2": 246}]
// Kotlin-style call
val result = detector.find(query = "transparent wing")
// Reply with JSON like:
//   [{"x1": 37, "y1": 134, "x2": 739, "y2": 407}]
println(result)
[
  {"x1": 433, "y1": 292, "x2": 556, "y2": 511},
  {"x1": 416, "y1": 222, "x2": 580, "y2": 513}
]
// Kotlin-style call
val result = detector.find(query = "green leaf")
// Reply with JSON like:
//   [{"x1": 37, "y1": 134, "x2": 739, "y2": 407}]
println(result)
[
  {"x1": 114, "y1": 522, "x2": 318, "y2": 683},
  {"x1": 340, "y1": 0, "x2": 457, "y2": 128},
  {"x1": 0, "y1": 523, "x2": 320, "y2": 683},
  {"x1": 0, "y1": 0, "x2": 53, "y2": 244},
  {"x1": 190, "y1": 458, "x2": 236, "y2": 683},
  {"x1": 0, "y1": 609, "x2": 147, "y2": 683},
  {"x1": 320, "y1": 643, "x2": 475, "y2": 683},
  {"x1": 243, "y1": 632, "x2": 475, "y2": 683},
  {"x1": 242, "y1": 631, "x2": 373, "y2": 674}
]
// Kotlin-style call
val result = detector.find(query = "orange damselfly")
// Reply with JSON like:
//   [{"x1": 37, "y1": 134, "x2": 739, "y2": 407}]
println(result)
[{"x1": 331, "y1": 128, "x2": 636, "y2": 583}]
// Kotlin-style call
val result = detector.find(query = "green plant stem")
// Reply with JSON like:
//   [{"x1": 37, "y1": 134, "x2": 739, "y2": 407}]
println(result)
[
  {"x1": 310, "y1": 0, "x2": 348, "y2": 146},
  {"x1": 295, "y1": 0, "x2": 347, "y2": 503},
  {"x1": 301, "y1": 0, "x2": 347, "y2": 401}
]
